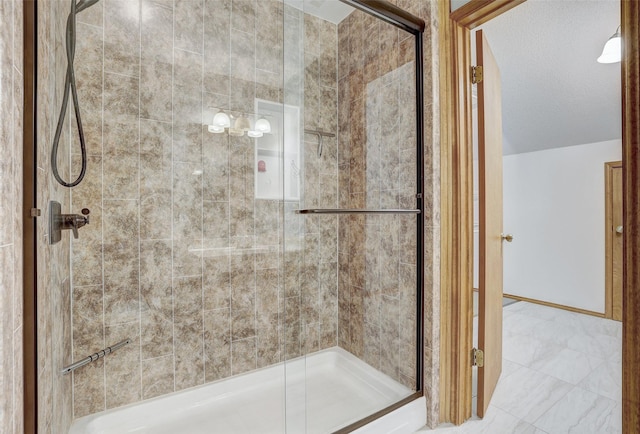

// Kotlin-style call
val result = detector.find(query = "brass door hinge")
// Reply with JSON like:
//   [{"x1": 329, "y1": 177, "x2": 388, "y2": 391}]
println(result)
[
  {"x1": 471, "y1": 66, "x2": 483, "y2": 84},
  {"x1": 473, "y1": 348, "x2": 484, "y2": 367}
]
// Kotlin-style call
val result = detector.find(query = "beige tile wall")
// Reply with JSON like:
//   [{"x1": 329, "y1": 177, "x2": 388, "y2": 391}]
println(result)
[
  {"x1": 33, "y1": 0, "x2": 438, "y2": 427},
  {"x1": 0, "y1": 1, "x2": 24, "y2": 433},
  {"x1": 336, "y1": 0, "x2": 440, "y2": 426},
  {"x1": 336, "y1": 7, "x2": 419, "y2": 388},
  {"x1": 36, "y1": 1, "x2": 76, "y2": 433},
  {"x1": 68, "y1": 0, "x2": 339, "y2": 418}
]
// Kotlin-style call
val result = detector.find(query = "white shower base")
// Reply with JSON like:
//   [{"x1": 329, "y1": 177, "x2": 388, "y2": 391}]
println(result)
[{"x1": 69, "y1": 347, "x2": 424, "y2": 434}]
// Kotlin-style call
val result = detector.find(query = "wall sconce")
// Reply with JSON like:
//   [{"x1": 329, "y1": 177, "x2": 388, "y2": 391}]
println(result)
[
  {"x1": 208, "y1": 109, "x2": 271, "y2": 138},
  {"x1": 597, "y1": 26, "x2": 621, "y2": 64}
]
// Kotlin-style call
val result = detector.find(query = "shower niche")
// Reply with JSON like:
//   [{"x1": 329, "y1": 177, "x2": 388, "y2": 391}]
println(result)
[{"x1": 255, "y1": 99, "x2": 301, "y2": 201}]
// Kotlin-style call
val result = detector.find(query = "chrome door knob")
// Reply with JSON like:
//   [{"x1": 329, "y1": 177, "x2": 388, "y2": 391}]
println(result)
[{"x1": 501, "y1": 233, "x2": 514, "y2": 242}]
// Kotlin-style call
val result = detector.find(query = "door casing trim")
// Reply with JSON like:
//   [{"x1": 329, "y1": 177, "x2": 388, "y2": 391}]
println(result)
[{"x1": 438, "y1": 0, "x2": 640, "y2": 429}]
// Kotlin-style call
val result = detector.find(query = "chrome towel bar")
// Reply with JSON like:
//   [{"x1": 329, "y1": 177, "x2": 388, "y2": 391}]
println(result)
[
  {"x1": 295, "y1": 209, "x2": 421, "y2": 215},
  {"x1": 61, "y1": 338, "x2": 131, "y2": 375}
]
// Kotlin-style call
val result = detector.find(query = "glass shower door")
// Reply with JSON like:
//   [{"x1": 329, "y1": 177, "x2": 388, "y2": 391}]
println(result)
[{"x1": 282, "y1": 1, "x2": 423, "y2": 432}]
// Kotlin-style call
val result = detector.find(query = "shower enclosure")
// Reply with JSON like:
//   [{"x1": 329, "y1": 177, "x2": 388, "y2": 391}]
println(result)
[{"x1": 30, "y1": 0, "x2": 426, "y2": 432}]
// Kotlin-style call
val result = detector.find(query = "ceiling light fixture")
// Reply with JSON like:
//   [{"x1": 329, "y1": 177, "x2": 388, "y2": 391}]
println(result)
[{"x1": 597, "y1": 26, "x2": 621, "y2": 64}]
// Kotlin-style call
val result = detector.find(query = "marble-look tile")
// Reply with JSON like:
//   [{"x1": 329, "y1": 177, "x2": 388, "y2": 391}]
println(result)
[
  {"x1": 174, "y1": 320, "x2": 205, "y2": 391},
  {"x1": 141, "y1": 0, "x2": 174, "y2": 63},
  {"x1": 490, "y1": 365, "x2": 573, "y2": 423},
  {"x1": 103, "y1": 122, "x2": 139, "y2": 200},
  {"x1": 141, "y1": 355, "x2": 175, "y2": 400},
  {"x1": 256, "y1": 308, "x2": 280, "y2": 368},
  {"x1": 567, "y1": 331, "x2": 621, "y2": 363},
  {"x1": 103, "y1": 72, "x2": 139, "y2": 124},
  {"x1": 140, "y1": 119, "x2": 173, "y2": 240},
  {"x1": 173, "y1": 162, "x2": 203, "y2": 240},
  {"x1": 231, "y1": 337, "x2": 257, "y2": 375},
  {"x1": 140, "y1": 61, "x2": 173, "y2": 122},
  {"x1": 103, "y1": 240, "x2": 140, "y2": 326},
  {"x1": 140, "y1": 240, "x2": 173, "y2": 359},
  {"x1": 71, "y1": 155, "x2": 103, "y2": 287},
  {"x1": 231, "y1": 308, "x2": 256, "y2": 341},
  {"x1": 72, "y1": 285, "x2": 104, "y2": 358},
  {"x1": 105, "y1": 321, "x2": 142, "y2": 409},
  {"x1": 77, "y1": 0, "x2": 103, "y2": 27},
  {"x1": 174, "y1": 0, "x2": 204, "y2": 53},
  {"x1": 230, "y1": 252, "x2": 256, "y2": 310},
  {"x1": 72, "y1": 359, "x2": 106, "y2": 418},
  {"x1": 104, "y1": 0, "x2": 140, "y2": 76},
  {"x1": 524, "y1": 317, "x2": 582, "y2": 347},
  {"x1": 173, "y1": 238, "x2": 203, "y2": 277},
  {"x1": 533, "y1": 386, "x2": 620, "y2": 434},
  {"x1": 577, "y1": 360, "x2": 621, "y2": 402},
  {"x1": 419, "y1": 406, "x2": 532, "y2": 433},
  {"x1": 530, "y1": 347, "x2": 605, "y2": 385},
  {"x1": 502, "y1": 334, "x2": 564, "y2": 368},
  {"x1": 204, "y1": 308, "x2": 231, "y2": 382},
  {"x1": 231, "y1": 0, "x2": 255, "y2": 34}
]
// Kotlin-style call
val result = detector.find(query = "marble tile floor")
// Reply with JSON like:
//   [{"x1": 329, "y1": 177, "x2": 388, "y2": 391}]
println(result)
[{"x1": 416, "y1": 301, "x2": 622, "y2": 433}]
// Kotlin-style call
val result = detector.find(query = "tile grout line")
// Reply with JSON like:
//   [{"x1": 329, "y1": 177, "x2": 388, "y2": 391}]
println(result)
[
  {"x1": 138, "y1": 0, "x2": 143, "y2": 402},
  {"x1": 201, "y1": 0, "x2": 206, "y2": 386},
  {"x1": 227, "y1": 0, "x2": 233, "y2": 378},
  {"x1": 252, "y1": 0, "x2": 258, "y2": 374},
  {"x1": 171, "y1": 0, "x2": 177, "y2": 395},
  {"x1": 100, "y1": 0, "x2": 107, "y2": 415}
]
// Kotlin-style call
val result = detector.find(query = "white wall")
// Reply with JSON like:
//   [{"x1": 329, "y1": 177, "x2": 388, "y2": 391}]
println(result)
[{"x1": 502, "y1": 139, "x2": 621, "y2": 313}]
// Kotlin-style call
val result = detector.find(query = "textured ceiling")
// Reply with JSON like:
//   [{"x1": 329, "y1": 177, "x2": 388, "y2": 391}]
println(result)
[{"x1": 475, "y1": 0, "x2": 621, "y2": 155}]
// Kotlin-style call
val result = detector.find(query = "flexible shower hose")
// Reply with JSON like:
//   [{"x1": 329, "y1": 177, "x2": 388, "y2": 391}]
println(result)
[{"x1": 51, "y1": 0, "x2": 100, "y2": 187}]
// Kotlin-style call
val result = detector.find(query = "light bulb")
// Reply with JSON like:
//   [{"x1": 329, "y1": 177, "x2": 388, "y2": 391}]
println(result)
[
  {"x1": 234, "y1": 116, "x2": 251, "y2": 131},
  {"x1": 248, "y1": 130, "x2": 263, "y2": 138},
  {"x1": 255, "y1": 117, "x2": 271, "y2": 133},
  {"x1": 208, "y1": 125, "x2": 225, "y2": 133},
  {"x1": 212, "y1": 111, "x2": 231, "y2": 128}
]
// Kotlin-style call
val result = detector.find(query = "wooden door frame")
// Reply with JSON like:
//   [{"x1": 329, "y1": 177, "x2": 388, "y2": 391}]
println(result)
[
  {"x1": 605, "y1": 160, "x2": 623, "y2": 321},
  {"x1": 438, "y1": 0, "x2": 640, "y2": 430}
]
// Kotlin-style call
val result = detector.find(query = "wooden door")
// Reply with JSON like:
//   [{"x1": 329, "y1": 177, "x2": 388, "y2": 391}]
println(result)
[
  {"x1": 476, "y1": 29, "x2": 504, "y2": 418},
  {"x1": 605, "y1": 161, "x2": 623, "y2": 321}
]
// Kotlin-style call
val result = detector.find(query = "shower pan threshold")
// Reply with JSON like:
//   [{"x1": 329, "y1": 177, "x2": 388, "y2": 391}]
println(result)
[{"x1": 69, "y1": 347, "x2": 424, "y2": 434}]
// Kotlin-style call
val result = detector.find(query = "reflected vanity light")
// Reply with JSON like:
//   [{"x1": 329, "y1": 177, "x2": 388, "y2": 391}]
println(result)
[
  {"x1": 255, "y1": 117, "x2": 271, "y2": 133},
  {"x1": 212, "y1": 110, "x2": 231, "y2": 128},
  {"x1": 208, "y1": 125, "x2": 224, "y2": 133},
  {"x1": 207, "y1": 108, "x2": 272, "y2": 138}
]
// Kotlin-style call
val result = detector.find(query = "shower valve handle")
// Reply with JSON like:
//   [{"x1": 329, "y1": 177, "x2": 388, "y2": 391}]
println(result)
[{"x1": 62, "y1": 208, "x2": 90, "y2": 239}]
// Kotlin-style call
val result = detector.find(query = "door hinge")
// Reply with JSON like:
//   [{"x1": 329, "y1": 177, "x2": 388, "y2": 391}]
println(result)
[
  {"x1": 472, "y1": 348, "x2": 484, "y2": 367},
  {"x1": 30, "y1": 208, "x2": 41, "y2": 218},
  {"x1": 471, "y1": 66, "x2": 483, "y2": 84}
]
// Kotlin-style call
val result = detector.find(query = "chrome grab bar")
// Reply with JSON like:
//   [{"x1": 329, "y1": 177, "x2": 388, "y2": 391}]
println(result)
[
  {"x1": 61, "y1": 338, "x2": 131, "y2": 375},
  {"x1": 295, "y1": 209, "x2": 421, "y2": 215}
]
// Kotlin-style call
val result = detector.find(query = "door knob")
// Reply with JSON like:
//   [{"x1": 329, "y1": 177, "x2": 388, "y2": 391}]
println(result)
[
  {"x1": 616, "y1": 225, "x2": 623, "y2": 234},
  {"x1": 501, "y1": 233, "x2": 514, "y2": 242}
]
